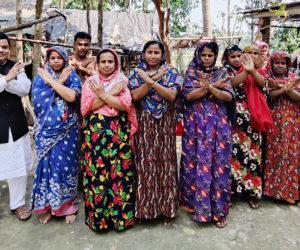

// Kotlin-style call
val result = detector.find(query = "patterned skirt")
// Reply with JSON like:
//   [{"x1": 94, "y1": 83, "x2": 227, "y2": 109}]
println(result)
[
  {"x1": 81, "y1": 112, "x2": 135, "y2": 231},
  {"x1": 134, "y1": 108, "x2": 178, "y2": 219}
]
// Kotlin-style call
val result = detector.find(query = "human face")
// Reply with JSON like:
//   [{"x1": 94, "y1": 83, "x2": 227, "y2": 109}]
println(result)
[
  {"x1": 0, "y1": 39, "x2": 10, "y2": 63},
  {"x1": 98, "y1": 52, "x2": 116, "y2": 77},
  {"x1": 272, "y1": 58, "x2": 287, "y2": 76},
  {"x1": 144, "y1": 43, "x2": 163, "y2": 68},
  {"x1": 74, "y1": 38, "x2": 91, "y2": 58},
  {"x1": 260, "y1": 45, "x2": 269, "y2": 56},
  {"x1": 246, "y1": 49, "x2": 259, "y2": 60},
  {"x1": 201, "y1": 47, "x2": 215, "y2": 67},
  {"x1": 48, "y1": 51, "x2": 65, "y2": 72},
  {"x1": 228, "y1": 51, "x2": 242, "y2": 68}
]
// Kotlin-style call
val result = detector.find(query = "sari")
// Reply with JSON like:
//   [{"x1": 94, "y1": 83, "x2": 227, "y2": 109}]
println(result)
[{"x1": 31, "y1": 46, "x2": 81, "y2": 215}]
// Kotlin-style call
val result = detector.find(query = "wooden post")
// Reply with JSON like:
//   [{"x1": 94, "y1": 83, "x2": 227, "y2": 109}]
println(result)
[
  {"x1": 260, "y1": 17, "x2": 271, "y2": 43},
  {"x1": 98, "y1": 0, "x2": 103, "y2": 47},
  {"x1": 32, "y1": 0, "x2": 44, "y2": 77},
  {"x1": 16, "y1": 0, "x2": 23, "y2": 61}
]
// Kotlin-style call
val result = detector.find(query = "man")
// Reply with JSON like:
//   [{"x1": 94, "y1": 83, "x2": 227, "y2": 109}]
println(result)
[
  {"x1": 0, "y1": 33, "x2": 32, "y2": 220},
  {"x1": 69, "y1": 32, "x2": 96, "y2": 82}
]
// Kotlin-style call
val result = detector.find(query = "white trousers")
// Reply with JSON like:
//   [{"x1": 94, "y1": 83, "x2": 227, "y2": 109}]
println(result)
[{"x1": 7, "y1": 175, "x2": 28, "y2": 210}]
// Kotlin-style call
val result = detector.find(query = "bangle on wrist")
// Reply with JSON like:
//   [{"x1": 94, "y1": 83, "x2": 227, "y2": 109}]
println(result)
[
  {"x1": 216, "y1": 89, "x2": 220, "y2": 97},
  {"x1": 283, "y1": 85, "x2": 287, "y2": 93}
]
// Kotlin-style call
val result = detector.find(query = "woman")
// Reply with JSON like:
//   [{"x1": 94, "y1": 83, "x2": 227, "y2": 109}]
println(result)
[
  {"x1": 128, "y1": 40, "x2": 182, "y2": 225},
  {"x1": 31, "y1": 46, "x2": 81, "y2": 224},
  {"x1": 180, "y1": 41, "x2": 234, "y2": 228},
  {"x1": 81, "y1": 48, "x2": 137, "y2": 232},
  {"x1": 227, "y1": 45, "x2": 274, "y2": 209},
  {"x1": 264, "y1": 51, "x2": 300, "y2": 206}
]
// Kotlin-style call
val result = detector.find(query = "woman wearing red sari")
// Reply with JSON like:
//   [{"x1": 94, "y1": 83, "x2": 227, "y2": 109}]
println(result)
[{"x1": 264, "y1": 51, "x2": 300, "y2": 206}]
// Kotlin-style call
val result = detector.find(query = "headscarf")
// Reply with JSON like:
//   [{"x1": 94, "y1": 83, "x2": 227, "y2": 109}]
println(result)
[
  {"x1": 243, "y1": 45, "x2": 260, "y2": 54},
  {"x1": 255, "y1": 40, "x2": 269, "y2": 56},
  {"x1": 222, "y1": 44, "x2": 243, "y2": 75},
  {"x1": 128, "y1": 40, "x2": 183, "y2": 119},
  {"x1": 81, "y1": 48, "x2": 138, "y2": 144},
  {"x1": 265, "y1": 50, "x2": 298, "y2": 89},
  {"x1": 183, "y1": 41, "x2": 229, "y2": 96},
  {"x1": 240, "y1": 45, "x2": 274, "y2": 132}
]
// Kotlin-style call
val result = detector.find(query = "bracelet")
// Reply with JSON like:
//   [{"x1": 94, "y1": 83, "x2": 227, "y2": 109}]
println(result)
[
  {"x1": 216, "y1": 89, "x2": 220, "y2": 98},
  {"x1": 283, "y1": 85, "x2": 287, "y2": 93}
]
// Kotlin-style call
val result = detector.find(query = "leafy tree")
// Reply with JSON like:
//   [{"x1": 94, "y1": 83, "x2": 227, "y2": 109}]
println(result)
[{"x1": 270, "y1": 28, "x2": 300, "y2": 54}]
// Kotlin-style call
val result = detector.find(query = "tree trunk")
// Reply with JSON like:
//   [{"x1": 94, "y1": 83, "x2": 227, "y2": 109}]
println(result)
[
  {"x1": 143, "y1": 0, "x2": 149, "y2": 12},
  {"x1": 59, "y1": 0, "x2": 64, "y2": 9},
  {"x1": 202, "y1": 0, "x2": 212, "y2": 37},
  {"x1": 84, "y1": 0, "x2": 91, "y2": 35},
  {"x1": 98, "y1": 0, "x2": 103, "y2": 47},
  {"x1": 227, "y1": 0, "x2": 230, "y2": 37},
  {"x1": 152, "y1": 0, "x2": 171, "y2": 63},
  {"x1": 32, "y1": 0, "x2": 43, "y2": 77},
  {"x1": 16, "y1": 0, "x2": 23, "y2": 61}
]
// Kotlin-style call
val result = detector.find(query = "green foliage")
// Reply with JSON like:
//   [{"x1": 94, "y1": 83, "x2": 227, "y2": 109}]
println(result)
[
  {"x1": 270, "y1": 28, "x2": 300, "y2": 54},
  {"x1": 170, "y1": 0, "x2": 195, "y2": 37}
]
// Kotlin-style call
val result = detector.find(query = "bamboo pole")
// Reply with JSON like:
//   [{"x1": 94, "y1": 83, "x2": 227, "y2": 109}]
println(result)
[
  {"x1": 16, "y1": 0, "x2": 23, "y2": 61},
  {"x1": 0, "y1": 13, "x2": 61, "y2": 33}
]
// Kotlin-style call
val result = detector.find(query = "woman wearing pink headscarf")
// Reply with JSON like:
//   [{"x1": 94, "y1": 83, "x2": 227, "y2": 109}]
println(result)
[{"x1": 81, "y1": 48, "x2": 138, "y2": 231}]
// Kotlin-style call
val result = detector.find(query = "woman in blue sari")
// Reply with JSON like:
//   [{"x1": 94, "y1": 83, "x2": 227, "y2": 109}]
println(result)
[{"x1": 31, "y1": 46, "x2": 81, "y2": 224}]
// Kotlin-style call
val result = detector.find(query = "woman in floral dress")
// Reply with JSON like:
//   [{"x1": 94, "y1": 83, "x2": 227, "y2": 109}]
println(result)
[
  {"x1": 227, "y1": 45, "x2": 274, "y2": 209},
  {"x1": 81, "y1": 48, "x2": 138, "y2": 231},
  {"x1": 128, "y1": 41, "x2": 182, "y2": 225},
  {"x1": 31, "y1": 46, "x2": 81, "y2": 224},
  {"x1": 180, "y1": 41, "x2": 234, "y2": 228},
  {"x1": 264, "y1": 51, "x2": 300, "y2": 206}
]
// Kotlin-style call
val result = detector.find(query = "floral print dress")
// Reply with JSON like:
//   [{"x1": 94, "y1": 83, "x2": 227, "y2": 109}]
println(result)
[{"x1": 231, "y1": 83, "x2": 263, "y2": 199}]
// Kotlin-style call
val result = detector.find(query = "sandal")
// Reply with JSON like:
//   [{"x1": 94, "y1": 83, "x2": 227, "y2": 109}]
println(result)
[
  {"x1": 284, "y1": 198, "x2": 295, "y2": 205},
  {"x1": 248, "y1": 198, "x2": 260, "y2": 210},
  {"x1": 11, "y1": 205, "x2": 32, "y2": 221},
  {"x1": 216, "y1": 218, "x2": 227, "y2": 228}
]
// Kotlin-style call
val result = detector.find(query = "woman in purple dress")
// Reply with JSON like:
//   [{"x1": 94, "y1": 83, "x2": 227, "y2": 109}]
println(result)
[{"x1": 180, "y1": 41, "x2": 234, "y2": 228}]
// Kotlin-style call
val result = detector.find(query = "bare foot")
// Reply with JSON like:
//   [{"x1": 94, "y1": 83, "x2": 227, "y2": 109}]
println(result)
[
  {"x1": 65, "y1": 214, "x2": 76, "y2": 224},
  {"x1": 39, "y1": 212, "x2": 52, "y2": 224},
  {"x1": 163, "y1": 217, "x2": 172, "y2": 226},
  {"x1": 216, "y1": 218, "x2": 228, "y2": 228}
]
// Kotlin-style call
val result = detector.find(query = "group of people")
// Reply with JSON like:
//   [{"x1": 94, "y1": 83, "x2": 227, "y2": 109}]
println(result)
[{"x1": 0, "y1": 31, "x2": 299, "y2": 232}]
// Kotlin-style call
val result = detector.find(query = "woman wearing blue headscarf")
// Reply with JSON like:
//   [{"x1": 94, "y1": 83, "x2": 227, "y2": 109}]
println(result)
[{"x1": 31, "y1": 46, "x2": 81, "y2": 224}]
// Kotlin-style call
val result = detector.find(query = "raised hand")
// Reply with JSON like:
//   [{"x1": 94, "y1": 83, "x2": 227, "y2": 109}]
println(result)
[
  {"x1": 110, "y1": 81, "x2": 127, "y2": 96},
  {"x1": 152, "y1": 65, "x2": 169, "y2": 81},
  {"x1": 212, "y1": 79, "x2": 226, "y2": 89},
  {"x1": 136, "y1": 68, "x2": 154, "y2": 84},
  {"x1": 37, "y1": 68, "x2": 55, "y2": 85},
  {"x1": 255, "y1": 55, "x2": 267, "y2": 69},
  {"x1": 89, "y1": 79, "x2": 106, "y2": 99},
  {"x1": 241, "y1": 54, "x2": 255, "y2": 72},
  {"x1": 268, "y1": 78, "x2": 280, "y2": 90},
  {"x1": 59, "y1": 66, "x2": 72, "y2": 84},
  {"x1": 5, "y1": 61, "x2": 25, "y2": 82}
]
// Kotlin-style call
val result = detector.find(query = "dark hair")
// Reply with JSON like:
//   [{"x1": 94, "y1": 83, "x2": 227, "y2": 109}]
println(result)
[
  {"x1": 142, "y1": 40, "x2": 165, "y2": 55},
  {"x1": 96, "y1": 49, "x2": 115, "y2": 63},
  {"x1": 74, "y1": 32, "x2": 91, "y2": 43},
  {"x1": 0, "y1": 32, "x2": 10, "y2": 48}
]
